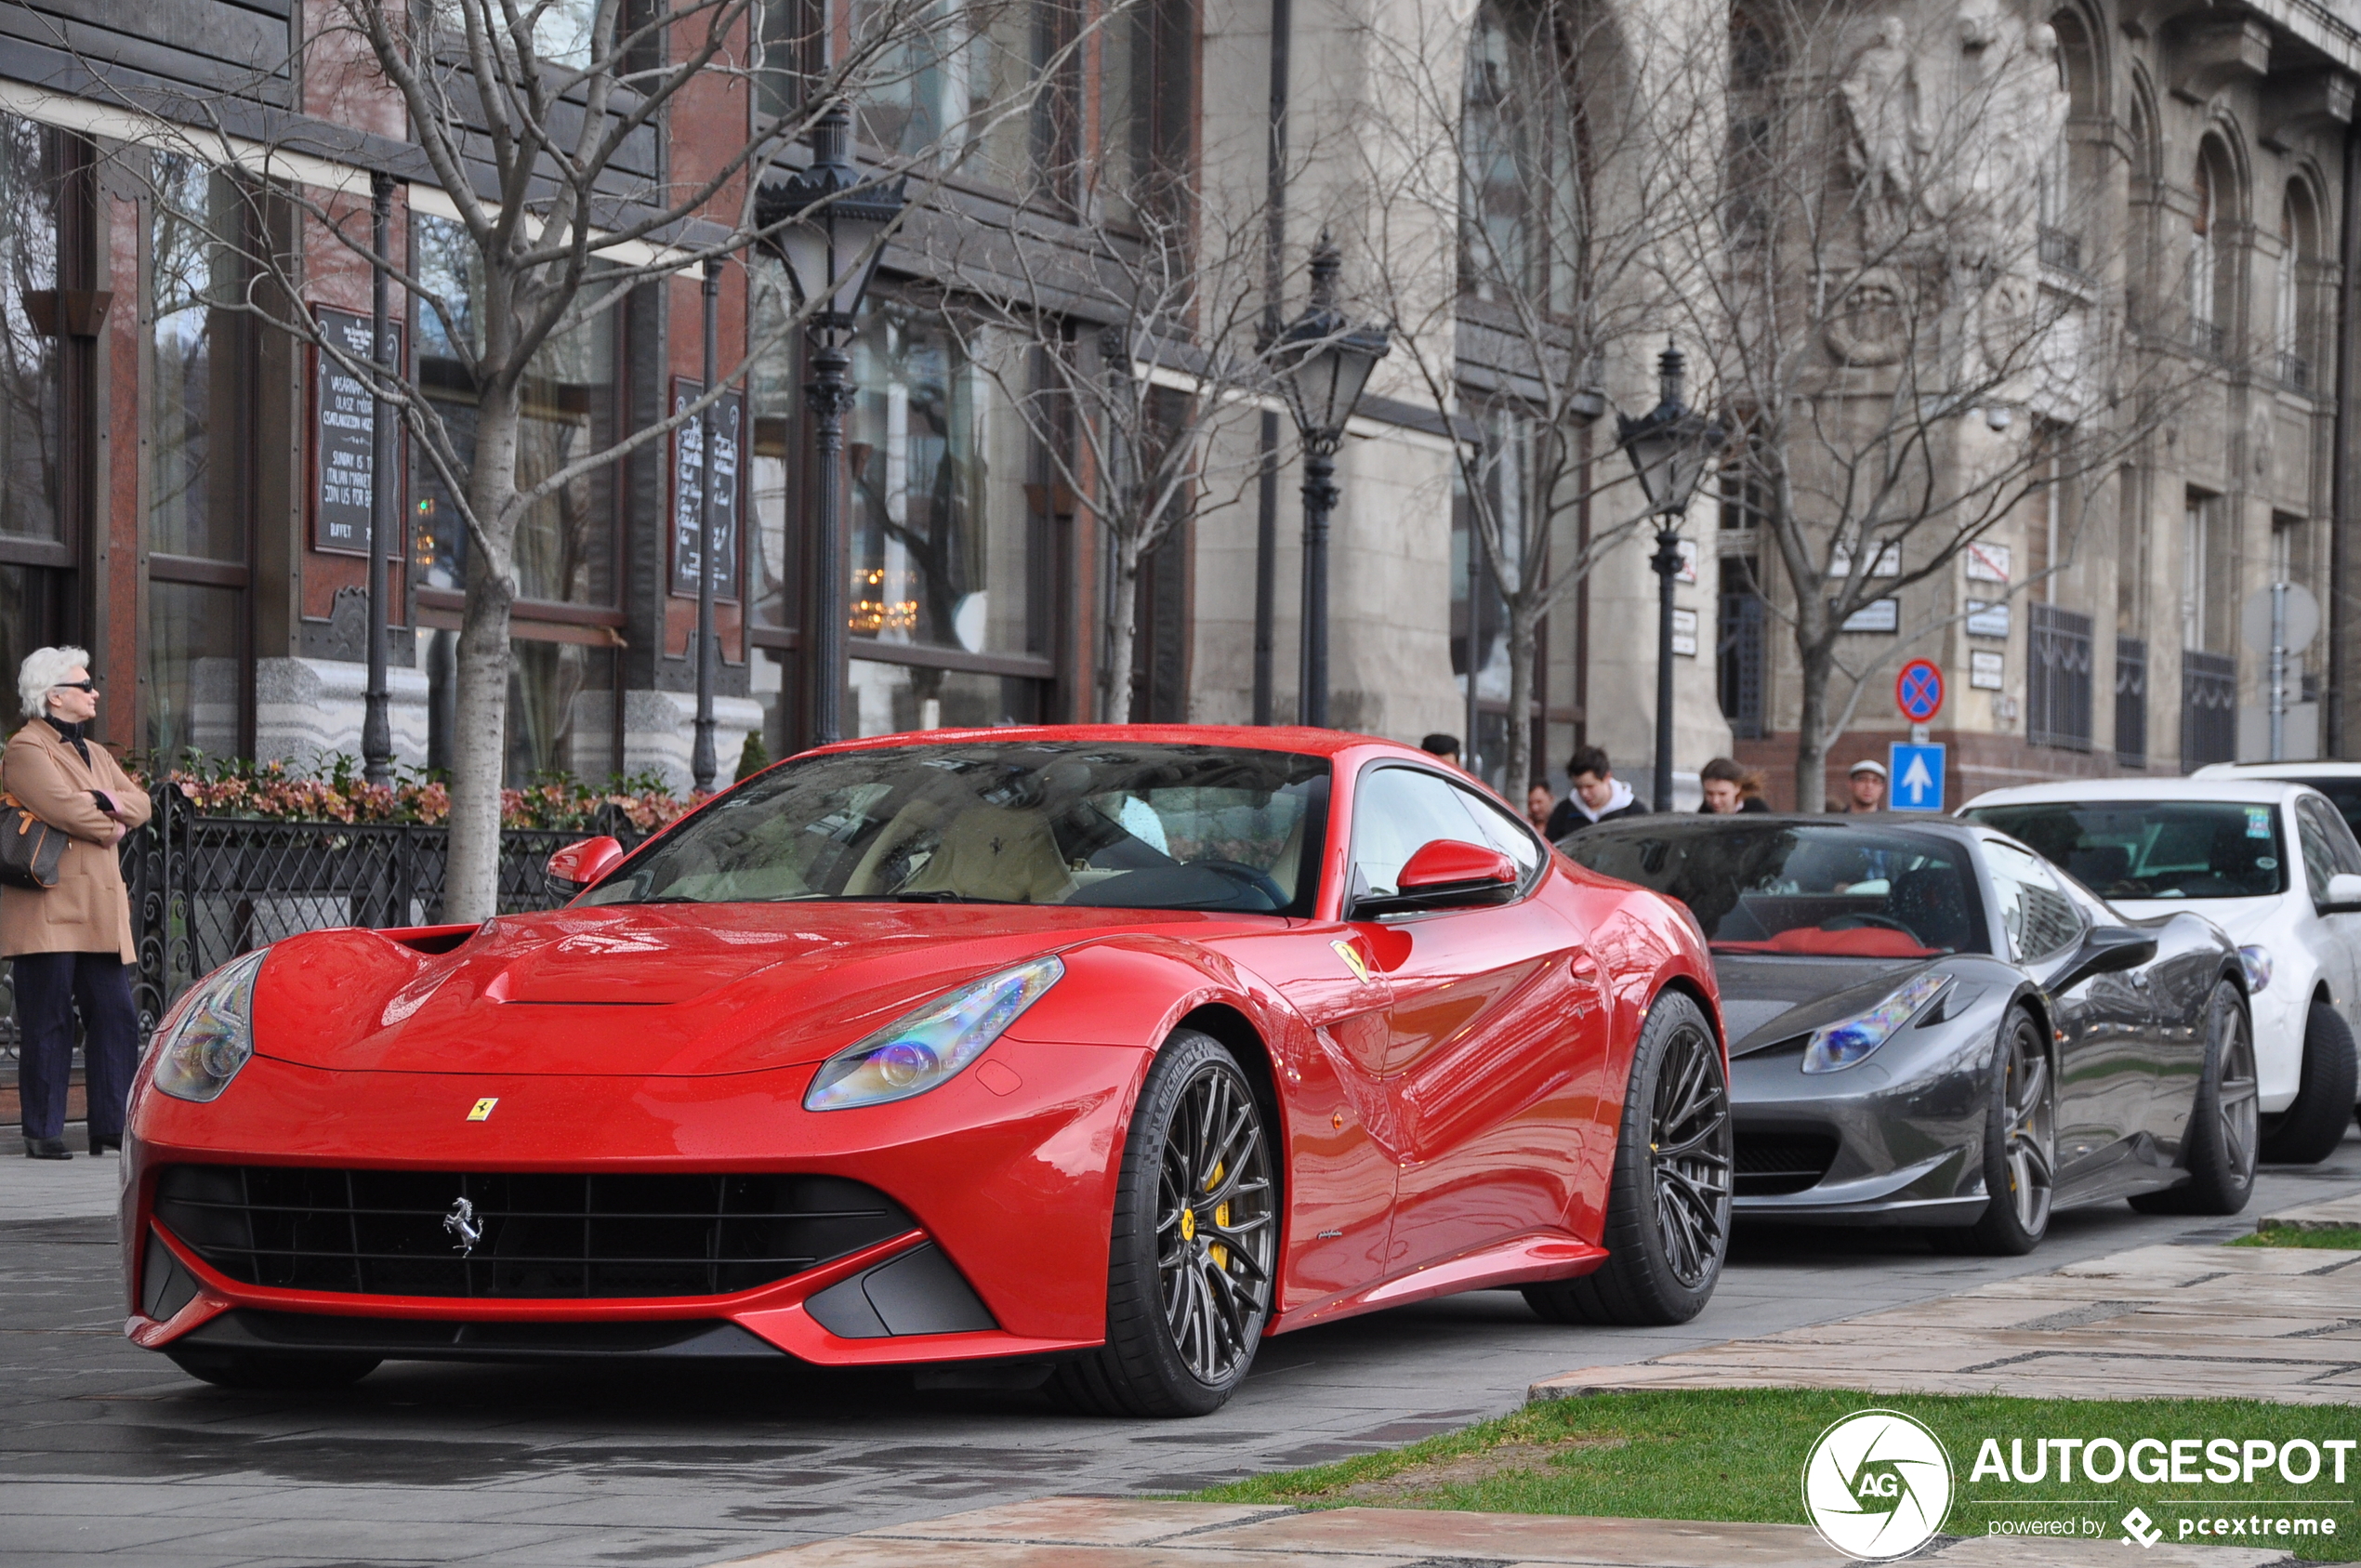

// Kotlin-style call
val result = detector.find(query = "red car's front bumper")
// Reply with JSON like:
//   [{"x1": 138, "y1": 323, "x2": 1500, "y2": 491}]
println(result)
[{"x1": 123, "y1": 1039, "x2": 1150, "y2": 1367}]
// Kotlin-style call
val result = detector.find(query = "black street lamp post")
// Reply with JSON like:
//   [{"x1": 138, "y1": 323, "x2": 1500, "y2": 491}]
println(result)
[
  {"x1": 1616, "y1": 341, "x2": 1724, "y2": 812},
  {"x1": 363, "y1": 171, "x2": 395, "y2": 788},
  {"x1": 757, "y1": 103, "x2": 905, "y2": 748},
  {"x1": 691, "y1": 257, "x2": 722, "y2": 792},
  {"x1": 1273, "y1": 236, "x2": 1389, "y2": 730}
]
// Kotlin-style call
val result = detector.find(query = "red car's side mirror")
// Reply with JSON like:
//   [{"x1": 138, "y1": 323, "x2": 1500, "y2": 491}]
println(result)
[
  {"x1": 547, "y1": 836, "x2": 626, "y2": 894},
  {"x1": 1353, "y1": 838, "x2": 1521, "y2": 918}
]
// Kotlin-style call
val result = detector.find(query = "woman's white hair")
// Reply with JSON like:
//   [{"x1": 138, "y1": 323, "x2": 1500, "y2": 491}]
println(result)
[{"x1": 19, "y1": 646, "x2": 91, "y2": 721}]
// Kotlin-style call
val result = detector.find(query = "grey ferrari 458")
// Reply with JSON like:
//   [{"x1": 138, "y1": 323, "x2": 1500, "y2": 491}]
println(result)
[{"x1": 1560, "y1": 815, "x2": 2255, "y2": 1254}]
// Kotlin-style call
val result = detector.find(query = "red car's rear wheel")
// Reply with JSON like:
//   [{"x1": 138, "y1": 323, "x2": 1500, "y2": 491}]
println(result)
[{"x1": 1050, "y1": 1031, "x2": 1276, "y2": 1416}]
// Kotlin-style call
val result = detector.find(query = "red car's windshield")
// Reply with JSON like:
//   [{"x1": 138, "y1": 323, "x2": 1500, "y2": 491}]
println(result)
[
  {"x1": 580, "y1": 743, "x2": 1330, "y2": 916},
  {"x1": 1560, "y1": 823, "x2": 1986, "y2": 957}
]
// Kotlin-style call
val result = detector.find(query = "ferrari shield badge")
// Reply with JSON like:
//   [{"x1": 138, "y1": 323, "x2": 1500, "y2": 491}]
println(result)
[
  {"x1": 466, "y1": 1097, "x2": 498, "y2": 1121},
  {"x1": 1330, "y1": 940, "x2": 1373, "y2": 984}
]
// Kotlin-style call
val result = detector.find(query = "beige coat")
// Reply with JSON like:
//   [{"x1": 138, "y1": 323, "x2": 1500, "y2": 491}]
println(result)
[{"x1": 0, "y1": 721, "x2": 152, "y2": 963}]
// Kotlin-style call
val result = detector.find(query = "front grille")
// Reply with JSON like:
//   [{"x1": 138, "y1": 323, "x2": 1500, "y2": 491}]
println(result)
[
  {"x1": 1733, "y1": 1133, "x2": 1838, "y2": 1197},
  {"x1": 154, "y1": 1166, "x2": 915, "y2": 1299}
]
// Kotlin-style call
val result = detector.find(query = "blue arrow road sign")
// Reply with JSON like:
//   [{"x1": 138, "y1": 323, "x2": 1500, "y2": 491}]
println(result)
[{"x1": 1889, "y1": 743, "x2": 1946, "y2": 812}]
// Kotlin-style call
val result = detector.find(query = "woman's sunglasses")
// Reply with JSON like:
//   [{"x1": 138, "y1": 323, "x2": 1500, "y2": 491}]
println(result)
[{"x1": 50, "y1": 680, "x2": 95, "y2": 693}]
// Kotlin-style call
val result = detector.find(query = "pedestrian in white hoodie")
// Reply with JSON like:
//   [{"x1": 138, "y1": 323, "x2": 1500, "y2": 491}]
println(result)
[{"x1": 1544, "y1": 745, "x2": 1651, "y2": 840}]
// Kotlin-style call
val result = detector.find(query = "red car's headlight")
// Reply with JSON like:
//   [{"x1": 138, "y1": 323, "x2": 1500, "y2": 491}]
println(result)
[
  {"x1": 803, "y1": 955, "x2": 1063, "y2": 1111},
  {"x1": 151, "y1": 949, "x2": 269, "y2": 1103}
]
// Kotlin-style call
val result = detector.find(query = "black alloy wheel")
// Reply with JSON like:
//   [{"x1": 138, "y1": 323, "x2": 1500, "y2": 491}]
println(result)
[
  {"x1": 1527, "y1": 990, "x2": 1731, "y2": 1325},
  {"x1": 1050, "y1": 1031, "x2": 1277, "y2": 1416},
  {"x1": 2133, "y1": 980, "x2": 2259, "y2": 1215},
  {"x1": 1938, "y1": 1007, "x2": 2055, "y2": 1256}
]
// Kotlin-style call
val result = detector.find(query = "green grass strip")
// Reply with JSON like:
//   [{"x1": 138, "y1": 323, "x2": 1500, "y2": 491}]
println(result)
[
  {"x1": 2230, "y1": 1226, "x2": 2361, "y2": 1250},
  {"x1": 1192, "y1": 1390, "x2": 2361, "y2": 1561}
]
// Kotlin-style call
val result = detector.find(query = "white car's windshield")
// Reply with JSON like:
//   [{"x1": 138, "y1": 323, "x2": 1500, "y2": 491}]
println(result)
[
  {"x1": 1961, "y1": 800, "x2": 2287, "y2": 900},
  {"x1": 581, "y1": 743, "x2": 1329, "y2": 915}
]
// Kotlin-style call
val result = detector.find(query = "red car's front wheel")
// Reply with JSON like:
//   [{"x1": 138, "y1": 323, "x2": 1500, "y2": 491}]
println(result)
[{"x1": 1051, "y1": 1031, "x2": 1276, "y2": 1416}]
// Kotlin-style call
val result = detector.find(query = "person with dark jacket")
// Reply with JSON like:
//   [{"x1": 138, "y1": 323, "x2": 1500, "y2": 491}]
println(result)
[
  {"x1": 2, "y1": 648, "x2": 149, "y2": 1160},
  {"x1": 1545, "y1": 746, "x2": 1650, "y2": 839},
  {"x1": 1698, "y1": 756, "x2": 1772, "y2": 814}
]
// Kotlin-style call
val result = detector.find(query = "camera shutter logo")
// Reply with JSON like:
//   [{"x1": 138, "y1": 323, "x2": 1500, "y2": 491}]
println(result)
[{"x1": 1802, "y1": 1409, "x2": 1953, "y2": 1559}]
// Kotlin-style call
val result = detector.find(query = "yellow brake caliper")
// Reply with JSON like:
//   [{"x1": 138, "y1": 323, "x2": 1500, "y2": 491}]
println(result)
[{"x1": 1206, "y1": 1159, "x2": 1230, "y2": 1271}]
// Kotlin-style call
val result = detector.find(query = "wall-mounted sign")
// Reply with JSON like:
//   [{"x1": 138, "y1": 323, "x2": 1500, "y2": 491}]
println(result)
[
  {"x1": 1965, "y1": 600, "x2": 2011, "y2": 639},
  {"x1": 671, "y1": 377, "x2": 744, "y2": 599},
  {"x1": 1840, "y1": 597, "x2": 1900, "y2": 634},
  {"x1": 1965, "y1": 540, "x2": 2011, "y2": 583},
  {"x1": 312, "y1": 306, "x2": 403, "y2": 558},
  {"x1": 1970, "y1": 650, "x2": 2004, "y2": 689},
  {"x1": 1832, "y1": 539, "x2": 1902, "y2": 577},
  {"x1": 1670, "y1": 606, "x2": 1698, "y2": 657}
]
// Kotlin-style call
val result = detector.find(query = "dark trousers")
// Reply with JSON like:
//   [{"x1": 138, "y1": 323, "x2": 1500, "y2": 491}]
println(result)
[{"x1": 14, "y1": 952, "x2": 139, "y2": 1141}]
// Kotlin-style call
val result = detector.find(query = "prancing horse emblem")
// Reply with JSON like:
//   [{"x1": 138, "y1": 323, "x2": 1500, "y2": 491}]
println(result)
[{"x1": 442, "y1": 1195, "x2": 482, "y2": 1256}]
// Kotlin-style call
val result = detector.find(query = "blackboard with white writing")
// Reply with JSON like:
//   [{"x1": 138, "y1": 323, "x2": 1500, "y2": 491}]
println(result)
[
  {"x1": 671, "y1": 377, "x2": 743, "y2": 599},
  {"x1": 313, "y1": 306, "x2": 402, "y2": 556}
]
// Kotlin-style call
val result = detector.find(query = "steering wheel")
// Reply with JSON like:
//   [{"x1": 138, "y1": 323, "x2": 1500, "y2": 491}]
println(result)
[
  {"x1": 1192, "y1": 858, "x2": 1289, "y2": 909},
  {"x1": 1821, "y1": 912, "x2": 1918, "y2": 935}
]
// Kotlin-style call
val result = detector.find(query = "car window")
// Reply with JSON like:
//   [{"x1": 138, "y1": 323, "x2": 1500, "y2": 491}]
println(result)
[
  {"x1": 1350, "y1": 766, "x2": 1525, "y2": 901},
  {"x1": 1983, "y1": 838, "x2": 2087, "y2": 964},
  {"x1": 1561, "y1": 823, "x2": 1987, "y2": 956},
  {"x1": 1961, "y1": 799, "x2": 2288, "y2": 900}
]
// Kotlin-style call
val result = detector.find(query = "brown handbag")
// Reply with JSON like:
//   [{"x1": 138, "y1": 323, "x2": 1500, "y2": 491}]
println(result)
[{"x1": 0, "y1": 793, "x2": 68, "y2": 889}]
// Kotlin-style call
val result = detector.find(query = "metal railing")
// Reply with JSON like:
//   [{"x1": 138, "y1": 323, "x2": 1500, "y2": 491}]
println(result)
[
  {"x1": 1, "y1": 786, "x2": 642, "y2": 1061},
  {"x1": 2028, "y1": 603, "x2": 2094, "y2": 751},
  {"x1": 2182, "y1": 650, "x2": 2238, "y2": 771},
  {"x1": 2115, "y1": 636, "x2": 2148, "y2": 768}
]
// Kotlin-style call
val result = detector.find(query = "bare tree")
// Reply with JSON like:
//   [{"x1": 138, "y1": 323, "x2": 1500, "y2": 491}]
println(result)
[
  {"x1": 918, "y1": 165, "x2": 1286, "y2": 720},
  {"x1": 1658, "y1": 0, "x2": 2195, "y2": 803},
  {"x1": 1345, "y1": 0, "x2": 1703, "y2": 794},
  {"x1": 94, "y1": 0, "x2": 1090, "y2": 917}
]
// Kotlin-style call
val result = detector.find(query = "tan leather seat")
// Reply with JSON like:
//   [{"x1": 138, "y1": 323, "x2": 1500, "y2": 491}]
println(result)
[{"x1": 900, "y1": 804, "x2": 1075, "y2": 903}]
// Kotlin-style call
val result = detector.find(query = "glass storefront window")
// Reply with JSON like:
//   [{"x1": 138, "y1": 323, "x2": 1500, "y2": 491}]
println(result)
[
  {"x1": 147, "y1": 581, "x2": 241, "y2": 760},
  {"x1": 0, "y1": 113, "x2": 60, "y2": 547},
  {"x1": 412, "y1": 214, "x2": 618, "y2": 606},
  {"x1": 848, "y1": 659, "x2": 1039, "y2": 737},
  {"x1": 506, "y1": 640, "x2": 616, "y2": 782},
  {"x1": 847, "y1": 302, "x2": 1034, "y2": 657},
  {"x1": 146, "y1": 155, "x2": 246, "y2": 562},
  {"x1": 748, "y1": 261, "x2": 797, "y2": 628}
]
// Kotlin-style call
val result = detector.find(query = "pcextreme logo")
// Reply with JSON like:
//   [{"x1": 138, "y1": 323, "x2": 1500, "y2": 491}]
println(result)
[{"x1": 1802, "y1": 1410, "x2": 1955, "y2": 1560}]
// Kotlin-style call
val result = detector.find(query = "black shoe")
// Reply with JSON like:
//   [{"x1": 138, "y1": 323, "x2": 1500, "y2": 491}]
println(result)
[
  {"x1": 88, "y1": 1133, "x2": 121, "y2": 1155},
  {"x1": 23, "y1": 1137, "x2": 71, "y2": 1160}
]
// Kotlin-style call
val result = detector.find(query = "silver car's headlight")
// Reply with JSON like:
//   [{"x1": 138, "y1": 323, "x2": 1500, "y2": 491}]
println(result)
[
  {"x1": 803, "y1": 955, "x2": 1063, "y2": 1111},
  {"x1": 1801, "y1": 970, "x2": 1950, "y2": 1074},
  {"x1": 151, "y1": 949, "x2": 269, "y2": 1103}
]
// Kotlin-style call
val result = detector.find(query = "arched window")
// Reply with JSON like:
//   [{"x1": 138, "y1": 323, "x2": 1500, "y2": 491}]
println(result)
[
  {"x1": 1461, "y1": 0, "x2": 1582, "y2": 310},
  {"x1": 2188, "y1": 140, "x2": 2237, "y2": 359},
  {"x1": 2276, "y1": 183, "x2": 2317, "y2": 390}
]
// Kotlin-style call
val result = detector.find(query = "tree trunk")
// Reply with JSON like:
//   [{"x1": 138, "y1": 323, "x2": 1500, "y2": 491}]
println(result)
[
  {"x1": 1793, "y1": 634, "x2": 1837, "y2": 814},
  {"x1": 1100, "y1": 528, "x2": 1143, "y2": 723},
  {"x1": 443, "y1": 387, "x2": 522, "y2": 924},
  {"x1": 1504, "y1": 595, "x2": 1541, "y2": 799}
]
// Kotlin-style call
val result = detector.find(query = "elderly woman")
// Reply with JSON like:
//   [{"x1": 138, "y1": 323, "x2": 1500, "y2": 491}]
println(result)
[{"x1": 4, "y1": 648, "x2": 149, "y2": 1160}]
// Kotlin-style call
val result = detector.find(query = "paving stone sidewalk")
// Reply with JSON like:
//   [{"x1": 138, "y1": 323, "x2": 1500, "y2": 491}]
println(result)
[
  {"x1": 714, "y1": 1496, "x2": 2301, "y2": 1567},
  {"x1": 1530, "y1": 1241, "x2": 2361, "y2": 1404}
]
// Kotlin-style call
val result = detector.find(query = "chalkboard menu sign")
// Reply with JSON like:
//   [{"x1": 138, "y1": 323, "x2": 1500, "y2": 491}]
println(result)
[
  {"x1": 671, "y1": 377, "x2": 743, "y2": 598},
  {"x1": 312, "y1": 306, "x2": 403, "y2": 557}
]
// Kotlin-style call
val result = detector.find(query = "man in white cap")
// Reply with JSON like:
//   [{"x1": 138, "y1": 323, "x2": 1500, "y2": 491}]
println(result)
[{"x1": 1845, "y1": 758, "x2": 1887, "y2": 812}]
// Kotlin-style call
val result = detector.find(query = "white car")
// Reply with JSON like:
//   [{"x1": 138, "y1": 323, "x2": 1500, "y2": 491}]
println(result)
[{"x1": 1959, "y1": 778, "x2": 2361, "y2": 1165}]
